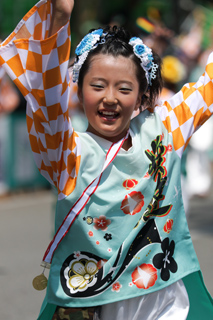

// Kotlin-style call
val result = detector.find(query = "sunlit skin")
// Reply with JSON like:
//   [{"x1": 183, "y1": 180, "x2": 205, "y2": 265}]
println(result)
[{"x1": 78, "y1": 54, "x2": 143, "y2": 150}]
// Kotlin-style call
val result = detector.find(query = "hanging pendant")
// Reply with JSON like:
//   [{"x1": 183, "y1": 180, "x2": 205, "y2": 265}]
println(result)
[{"x1": 32, "y1": 269, "x2": 48, "y2": 291}]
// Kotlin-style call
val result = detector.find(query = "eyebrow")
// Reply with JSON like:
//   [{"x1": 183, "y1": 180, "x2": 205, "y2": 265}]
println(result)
[{"x1": 91, "y1": 77, "x2": 134, "y2": 86}]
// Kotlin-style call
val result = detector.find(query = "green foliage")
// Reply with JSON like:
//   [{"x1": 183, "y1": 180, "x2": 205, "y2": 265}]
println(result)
[
  {"x1": 0, "y1": 0, "x2": 35, "y2": 37},
  {"x1": 0, "y1": 0, "x2": 212, "y2": 42}
]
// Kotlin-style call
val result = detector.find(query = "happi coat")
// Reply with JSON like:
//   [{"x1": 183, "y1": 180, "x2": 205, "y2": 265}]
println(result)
[{"x1": 0, "y1": 1, "x2": 213, "y2": 319}]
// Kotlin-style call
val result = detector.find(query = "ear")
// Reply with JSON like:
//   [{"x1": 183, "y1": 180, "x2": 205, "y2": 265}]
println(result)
[
  {"x1": 77, "y1": 86, "x2": 83, "y2": 104},
  {"x1": 134, "y1": 92, "x2": 143, "y2": 111}
]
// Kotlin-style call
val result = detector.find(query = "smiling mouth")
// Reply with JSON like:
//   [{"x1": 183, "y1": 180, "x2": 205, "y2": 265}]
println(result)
[{"x1": 98, "y1": 110, "x2": 119, "y2": 120}]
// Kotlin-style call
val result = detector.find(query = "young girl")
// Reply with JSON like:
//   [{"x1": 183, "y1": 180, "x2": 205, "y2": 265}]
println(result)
[{"x1": 0, "y1": 0, "x2": 213, "y2": 319}]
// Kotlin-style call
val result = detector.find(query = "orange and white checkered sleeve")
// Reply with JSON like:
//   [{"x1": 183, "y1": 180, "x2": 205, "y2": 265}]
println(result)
[
  {"x1": 0, "y1": 0, "x2": 81, "y2": 200},
  {"x1": 156, "y1": 52, "x2": 213, "y2": 158}
]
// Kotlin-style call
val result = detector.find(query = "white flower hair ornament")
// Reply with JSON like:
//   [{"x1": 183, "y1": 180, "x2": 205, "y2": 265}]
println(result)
[
  {"x1": 128, "y1": 37, "x2": 158, "y2": 86},
  {"x1": 72, "y1": 29, "x2": 104, "y2": 83}
]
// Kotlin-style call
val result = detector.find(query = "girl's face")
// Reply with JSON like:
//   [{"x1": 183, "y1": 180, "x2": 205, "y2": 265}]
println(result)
[{"x1": 78, "y1": 54, "x2": 142, "y2": 143}]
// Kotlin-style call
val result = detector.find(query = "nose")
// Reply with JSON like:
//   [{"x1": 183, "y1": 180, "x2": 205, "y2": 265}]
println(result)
[{"x1": 103, "y1": 88, "x2": 118, "y2": 105}]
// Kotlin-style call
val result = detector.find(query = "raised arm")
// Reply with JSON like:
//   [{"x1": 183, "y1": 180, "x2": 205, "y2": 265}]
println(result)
[
  {"x1": 49, "y1": 0, "x2": 74, "y2": 36},
  {"x1": 0, "y1": 0, "x2": 81, "y2": 200},
  {"x1": 155, "y1": 52, "x2": 213, "y2": 158}
]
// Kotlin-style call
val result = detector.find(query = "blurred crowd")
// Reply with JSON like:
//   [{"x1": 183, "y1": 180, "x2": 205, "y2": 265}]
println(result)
[
  {"x1": 0, "y1": 2, "x2": 213, "y2": 217},
  {"x1": 135, "y1": 4, "x2": 213, "y2": 213}
]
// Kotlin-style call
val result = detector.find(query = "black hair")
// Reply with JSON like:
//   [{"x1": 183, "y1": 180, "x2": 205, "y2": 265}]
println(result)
[{"x1": 77, "y1": 26, "x2": 163, "y2": 109}]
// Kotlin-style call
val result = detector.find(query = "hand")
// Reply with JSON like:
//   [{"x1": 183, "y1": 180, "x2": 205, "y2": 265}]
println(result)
[{"x1": 49, "y1": 0, "x2": 74, "y2": 36}]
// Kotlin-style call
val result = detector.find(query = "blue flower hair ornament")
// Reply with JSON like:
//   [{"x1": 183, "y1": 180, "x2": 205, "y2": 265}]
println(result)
[
  {"x1": 73, "y1": 29, "x2": 104, "y2": 83},
  {"x1": 72, "y1": 30, "x2": 158, "y2": 86},
  {"x1": 129, "y1": 37, "x2": 158, "y2": 86}
]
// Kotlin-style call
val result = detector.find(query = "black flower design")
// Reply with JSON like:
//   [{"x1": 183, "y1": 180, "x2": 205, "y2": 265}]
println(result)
[
  {"x1": 153, "y1": 237, "x2": 177, "y2": 281},
  {"x1": 104, "y1": 233, "x2": 112, "y2": 241}
]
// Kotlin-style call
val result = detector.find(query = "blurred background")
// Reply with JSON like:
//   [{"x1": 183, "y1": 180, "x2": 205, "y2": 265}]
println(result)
[
  {"x1": 0, "y1": 0, "x2": 213, "y2": 38},
  {"x1": 0, "y1": 0, "x2": 213, "y2": 319},
  {"x1": 1, "y1": 0, "x2": 213, "y2": 196}
]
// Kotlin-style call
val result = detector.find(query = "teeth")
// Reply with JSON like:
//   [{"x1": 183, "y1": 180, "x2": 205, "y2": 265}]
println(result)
[{"x1": 101, "y1": 111, "x2": 116, "y2": 115}]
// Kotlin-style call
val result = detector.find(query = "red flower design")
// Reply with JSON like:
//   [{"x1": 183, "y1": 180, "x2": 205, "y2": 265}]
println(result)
[
  {"x1": 120, "y1": 191, "x2": 144, "y2": 216},
  {"x1": 93, "y1": 215, "x2": 111, "y2": 231},
  {"x1": 143, "y1": 172, "x2": 150, "y2": 179},
  {"x1": 97, "y1": 259, "x2": 108, "y2": 269},
  {"x1": 88, "y1": 231, "x2": 94, "y2": 237},
  {"x1": 163, "y1": 219, "x2": 173, "y2": 233},
  {"x1": 167, "y1": 144, "x2": 173, "y2": 152},
  {"x1": 131, "y1": 263, "x2": 157, "y2": 289},
  {"x1": 122, "y1": 179, "x2": 138, "y2": 190},
  {"x1": 112, "y1": 282, "x2": 122, "y2": 292}
]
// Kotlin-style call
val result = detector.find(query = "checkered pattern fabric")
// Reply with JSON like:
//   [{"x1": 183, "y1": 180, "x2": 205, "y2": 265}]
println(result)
[
  {"x1": 156, "y1": 55, "x2": 213, "y2": 157},
  {"x1": 0, "y1": 0, "x2": 81, "y2": 200},
  {"x1": 0, "y1": 0, "x2": 213, "y2": 199}
]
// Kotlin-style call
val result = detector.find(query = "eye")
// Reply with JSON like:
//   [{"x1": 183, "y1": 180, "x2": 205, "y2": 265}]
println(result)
[
  {"x1": 91, "y1": 84, "x2": 104, "y2": 89},
  {"x1": 119, "y1": 87, "x2": 132, "y2": 93}
]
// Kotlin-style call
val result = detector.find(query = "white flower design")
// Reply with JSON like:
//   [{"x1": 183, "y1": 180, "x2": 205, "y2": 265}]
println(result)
[
  {"x1": 64, "y1": 256, "x2": 99, "y2": 293},
  {"x1": 73, "y1": 251, "x2": 81, "y2": 259}
]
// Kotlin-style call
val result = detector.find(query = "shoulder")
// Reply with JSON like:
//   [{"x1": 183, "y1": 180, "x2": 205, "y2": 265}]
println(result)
[{"x1": 130, "y1": 107, "x2": 162, "y2": 129}]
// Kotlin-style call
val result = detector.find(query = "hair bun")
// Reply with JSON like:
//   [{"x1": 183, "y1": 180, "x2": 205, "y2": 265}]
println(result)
[{"x1": 102, "y1": 26, "x2": 131, "y2": 43}]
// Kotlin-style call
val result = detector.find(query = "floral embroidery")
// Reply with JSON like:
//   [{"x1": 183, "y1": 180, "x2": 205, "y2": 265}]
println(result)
[
  {"x1": 97, "y1": 259, "x2": 108, "y2": 269},
  {"x1": 88, "y1": 231, "x2": 94, "y2": 237},
  {"x1": 167, "y1": 144, "x2": 173, "y2": 152},
  {"x1": 83, "y1": 216, "x2": 93, "y2": 225},
  {"x1": 153, "y1": 238, "x2": 178, "y2": 281},
  {"x1": 163, "y1": 219, "x2": 173, "y2": 234},
  {"x1": 112, "y1": 282, "x2": 122, "y2": 292},
  {"x1": 64, "y1": 257, "x2": 99, "y2": 293},
  {"x1": 61, "y1": 221, "x2": 162, "y2": 298},
  {"x1": 93, "y1": 215, "x2": 111, "y2": 231},
  {"x1": 73, "y1": 251, "x2": 81, "y2": 259},
  {"x1": 143, "y1": 172, "x2": 150, "y2": 179},
  {"x1": 131, "y1": 263, "x2": 157, "y2": 289},
  {"x1": 120, "y1": 191, "x2": 144, "y2": 216},
  {"x1": 122, "y1": 179, "x2": 138, "y2": 190},
  {"x1": 61, "y1": 252, "x2": 107, "y2": 297},
  {"x1": 104, "y1": 233, "x2": 112, "y2": 241}
]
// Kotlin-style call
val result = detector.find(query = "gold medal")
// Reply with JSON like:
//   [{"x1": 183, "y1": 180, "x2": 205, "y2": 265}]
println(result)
[{"x1": 32, "y1": 273, "x2": 48, "y2": 290}]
